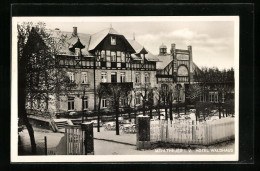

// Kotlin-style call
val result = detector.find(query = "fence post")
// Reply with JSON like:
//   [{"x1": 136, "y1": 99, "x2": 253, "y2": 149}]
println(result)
[
  {"x1": 136, "y1": 116, "x2": 151, "y2": 150},
  {"x1": 81, "y1": 122, "x2": 94, "y2": 155},
  {"x1": 44, "y1": 136, "x2": 47, "y2": 155},
  {"x1": 192, "y1": 120, "x2": 195, "y2": 141}
]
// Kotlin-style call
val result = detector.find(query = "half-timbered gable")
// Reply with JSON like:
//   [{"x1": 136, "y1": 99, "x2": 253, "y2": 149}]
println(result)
[{"x1": 156, "y1": 43, "x2": 199, "y2": 84}]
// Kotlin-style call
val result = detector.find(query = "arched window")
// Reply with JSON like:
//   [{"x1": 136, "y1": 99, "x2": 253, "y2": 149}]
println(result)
[{"x1": 177, "y1": 65, "x2": 189, "y2": 76}]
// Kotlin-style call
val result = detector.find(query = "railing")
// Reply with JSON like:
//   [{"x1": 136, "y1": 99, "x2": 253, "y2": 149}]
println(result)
[
  {"x1": 177, "y1": 76, "x2": 189, "y2": 82},
  {"x1": 150, "y1": 118, "x2": 234, "y2": 145},
  {"x1": 100, "y1": 82, "x2": 133, "y2": 88}
]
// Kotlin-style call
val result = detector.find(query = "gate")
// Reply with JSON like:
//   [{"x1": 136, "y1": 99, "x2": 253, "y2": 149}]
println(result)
[
  {"x1": 65, "y1": 123, "x2": 94, "y2": 155},
  {"x1": 65, "y1": 125, "x2": 85, "y2": 155}
]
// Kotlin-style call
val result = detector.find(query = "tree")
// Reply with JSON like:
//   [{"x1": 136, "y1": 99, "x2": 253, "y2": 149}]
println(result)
[
  {"x1": 160, "y1": 84, "x2": 169, "y2": 120},
  {"x1": 191, "y1": 67, "x2": 234, "y2": 120},
  {"x1": 166, "y1": 83, "x2": 177, "y2": 121},
  {"x1": 185, "y1": 83, "x2": 203, "y2": 121},
  {"x1": 18, "y1": 22, "x2": 53, "y2": 154},
  {"x1": 18, "y1": 23, "x2": 38, "y2": 154},
  {"x1": 195, "y1": 101, "x2": 213, "y2": 121},
  {"x1": 224, "y1": 99, "x2": 234, "y2": 117},
  {"x1": 96, "y1": 85, "x2": 107, "y2": 132},
  {"x1": 147, "y1": 88, "x2": 155, "y2": 119},
  {"x1": 124, "y1": 86, "x2": 134, "y2": 119},
  {"x1": 17, "y1": 22, "x2": 74, "y2": 154},
  {"x1": 106, "y1": 83, "x2": 132, "y2": 135},
  {"x1": 140, "y1": 83, "x2": 150, "y2": 116},
  {"x1": 154, "y1": 86, "x2": 165, "y2": 120}
]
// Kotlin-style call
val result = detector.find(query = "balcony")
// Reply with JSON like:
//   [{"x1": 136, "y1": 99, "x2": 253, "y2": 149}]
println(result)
[
  {"x1": 100, "y1": 82, "x2": 133, "y2": 89},
  {"x1": 177, "y1": 76, "x2": 189, "y2": 83}
]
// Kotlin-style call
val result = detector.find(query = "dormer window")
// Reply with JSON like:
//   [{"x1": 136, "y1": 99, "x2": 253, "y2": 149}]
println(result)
[
  {"x1": 140, "y1": 54, "x2": 144, "y2": 63},
  {"x1": 75, "y1": 48, "x2": 81, "y2": 60},
  {"x1": 111, "y1": 36, "x2": 116, "y2": 45}
]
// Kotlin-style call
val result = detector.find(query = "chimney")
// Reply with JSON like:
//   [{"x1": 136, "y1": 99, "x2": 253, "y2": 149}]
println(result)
[
  {"x1": 188, "y1": 45, "x2": 192, "y2": 60},
  {"x1": 170, "y1": 43, "x2": 176, "y2": 54},
  {"x1": 72, "y1": 27, "x2": 77, "y2": 36},
  {"x1": 188, "y1": 45, "x2": 192, "y2": 52},
  {"x1": 188, "y1": 45, "x2": 193, "y2": 78}
]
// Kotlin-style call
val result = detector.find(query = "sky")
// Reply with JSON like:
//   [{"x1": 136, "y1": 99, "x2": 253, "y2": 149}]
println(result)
[{"x1": 15, "y1": 17, "x2": 238, "y2": 69}]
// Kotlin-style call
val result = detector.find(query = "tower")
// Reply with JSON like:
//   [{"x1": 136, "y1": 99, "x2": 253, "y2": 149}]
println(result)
[{"x1": 159, "y1": 43, "x2": 167, "y2": 55}]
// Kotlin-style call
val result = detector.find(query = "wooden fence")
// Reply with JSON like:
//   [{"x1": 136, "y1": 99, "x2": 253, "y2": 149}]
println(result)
[
  {"x1": 65, "y1": 125, "x2": 85, "y2": 155},
  {"x1": 150, "y1": 118, "x2": 234, "y2": 145}
]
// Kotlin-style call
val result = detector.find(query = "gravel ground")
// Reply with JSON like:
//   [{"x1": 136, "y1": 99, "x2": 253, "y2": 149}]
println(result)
[{"x1": 94, "y1": 139, "x2": 235, "y2": 155}]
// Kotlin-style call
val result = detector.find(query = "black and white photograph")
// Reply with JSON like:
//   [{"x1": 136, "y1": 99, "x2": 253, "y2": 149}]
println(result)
[{"x1": 11, "y1": 16, "x2": 239, "y2": 162}]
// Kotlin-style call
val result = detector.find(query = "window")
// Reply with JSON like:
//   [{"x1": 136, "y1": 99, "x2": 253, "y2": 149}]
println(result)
[
  {"x1": 68, "y1": 98, "x2": 75, "y2": 111},
  {"x1": 111, "y1": 72, "x2": 117, "y2": 83},
  {"x1": 200, "y1": 93, "x2": 206, "y2": 102},
  {"x1": 135, "y1": 94, "x2": 141, "y2": 105},
  {"x1": 117, "y1": 55, "x2": 121, "y2": 62},
  {"x1": 111, "y1": 36, "x2": 116, "y2": 45},
  {"x1": 120, "y1": 98, "x2": 127, "y2": 107},
  {"x1": 101, "y1": 99, "x2": 107, "y2": 108},
  {"x1": 67, "y1": 72, "x2": 75, "y2": 83},
  {"x1": 111, "y1": 51, "x2": 116, "y2": 62},
  {"x1": 176, "y1": 96, "x2": 182, "y2": 102},
  {"x1": 106, "y1": 55, "x2": 111, "y2": 62},
  {"x1": 106, "y1": 62, "x2": 111, "y2": 67},
  {"x1": 117, "y1": 51, "x2": 121, "y2": 68},
  {"x1": 222, "y1": 93, "x2": 225, "y2": 103},
  {"x1": 126, "y1": 52, "x2": 131, "y2": 62},
  {"x1": 101, "y1": 72, "x2": 107, "y2": 83},
  {"x1": 120, "y1": 73, "x2": 126, "y2": 82},
  {"x1": 215, "y1": 92, "x2": 219, "y2": 103},
  {"x1": 121, "y1": 52, "x2": 126, "y2": 62},
  {"x1": 83, "y1": 97, "x2": 88, "y2": 110},
  {"x1": 209, "y1": 92, "x2": 215, "y2": 102},
  {"x1": 177, "y1": 66, "x2": 189, "y2": 76},
  {"x1": 37, "y1": 99, "x2": 40, "y2": 109},
  {"x1": 160, "y1": 49, "x2": 164, "y2": 53},
  {"x1": 145, "y1": 72, "x2": 150, "y2": 83},
  {"x1": 135, "y1": 72, "x2": 141, "y2": 84},
  {"x1": 81, "y1": 72, "x2": 88, "y2": 84},
  {"x1": 101, "y1": 50, "x2": 105, "y2": 60}
]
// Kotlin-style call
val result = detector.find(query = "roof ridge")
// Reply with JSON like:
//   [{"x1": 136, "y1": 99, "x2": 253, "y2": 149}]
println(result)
[{"x1": 91, "y1": 28, "x2": 109, "y2": 36}]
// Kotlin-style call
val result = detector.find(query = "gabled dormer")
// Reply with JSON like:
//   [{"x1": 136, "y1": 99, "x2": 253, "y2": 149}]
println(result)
[
  {"x1": 136, "y1": 47, "x2": 148, "y2": 63},
  {"x1": 67, "y1": 27, "x2": 85, "y2": 59}
]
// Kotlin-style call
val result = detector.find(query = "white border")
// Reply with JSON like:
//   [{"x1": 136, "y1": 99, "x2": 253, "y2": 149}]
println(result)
[{"x1": 11, "y1": 16, "x2": 239, "y2": 162}]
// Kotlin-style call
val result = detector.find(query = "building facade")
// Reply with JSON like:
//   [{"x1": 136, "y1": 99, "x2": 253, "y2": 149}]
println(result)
[{"x1": 25, "y1": 26, "x2": 199, "y2": 115}]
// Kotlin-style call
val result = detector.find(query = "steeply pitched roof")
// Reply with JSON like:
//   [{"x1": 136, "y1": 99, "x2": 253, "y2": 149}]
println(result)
[
  {"x1": 127, "y1": 39, "x2": 159, "y2": 61},
  {"x1": 156, "y1": 54, "x2": 173, "y2": 70},
  {"x1": 47, "y1": 29, "x2": 92, "y2": 56},
  {"x1": 88, "y1": 27, "x2": 121, "y2": 51},
  {"x1": 191, "y1": 62, "x2": 201, "y2": 73}
]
